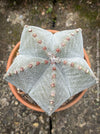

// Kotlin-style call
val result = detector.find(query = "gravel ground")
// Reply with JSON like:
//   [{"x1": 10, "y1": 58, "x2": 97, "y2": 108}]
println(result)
[{"x1": 0, "y1": 0, "x2": 100, "y2": 134}]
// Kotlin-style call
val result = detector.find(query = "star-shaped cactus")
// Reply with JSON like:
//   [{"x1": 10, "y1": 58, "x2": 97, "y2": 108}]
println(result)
[{"x1": 4, "y1": 26, "x2": 96, "y2": 115}]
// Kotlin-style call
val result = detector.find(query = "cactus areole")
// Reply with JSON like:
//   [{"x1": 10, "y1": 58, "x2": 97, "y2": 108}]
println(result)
[{"x1": 4, "y1": 26, "x2": 96, "y2": 116}]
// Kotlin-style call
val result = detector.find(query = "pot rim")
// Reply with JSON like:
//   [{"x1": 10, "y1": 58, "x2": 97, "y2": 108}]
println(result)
[{"x1": 6, "y1": 30, "x2": 90, "y2": 112}]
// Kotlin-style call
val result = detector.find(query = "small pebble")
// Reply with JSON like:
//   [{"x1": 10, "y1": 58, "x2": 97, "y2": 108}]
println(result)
[
  {"x1": 33, "y1": 122, "x2": 39, "y2": 128},
  {"x1": 39, "y1": 116, "x2": 44, "y2": 124},
  {"x1": 1, "y1": 98, "x2": 9, "y2": 107},
  {"x1": 15, "y1": 101, "x2": 18, "y2": 105},
  {"x1": 14, "y1": 122, "x2": 20, "y2": 126},
  {"x1": 11, "y1": 131, "x2": 14, "y2": 134},
  {"x1": 41, "y1": 11, "x2": 45, "y2": 16}
]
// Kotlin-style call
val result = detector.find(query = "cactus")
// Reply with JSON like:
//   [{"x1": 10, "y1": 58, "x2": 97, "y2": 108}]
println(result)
[{"x1": 4, "y1": 26, "x2": 96, "y2": 115}]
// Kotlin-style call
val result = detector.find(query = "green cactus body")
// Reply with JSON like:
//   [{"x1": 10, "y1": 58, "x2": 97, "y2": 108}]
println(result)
[{"x1": 4, "y1": 26, "x2": 96, "y2": 115}]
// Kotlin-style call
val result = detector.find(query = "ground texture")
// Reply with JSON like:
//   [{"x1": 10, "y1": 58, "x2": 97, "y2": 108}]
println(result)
[{"x1": 0, "y1": 0, "x2": 100, "y2": 134}]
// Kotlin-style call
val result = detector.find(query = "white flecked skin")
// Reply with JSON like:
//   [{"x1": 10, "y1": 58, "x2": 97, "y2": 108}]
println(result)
[{"x1": 4, "y1": 26, "x2": 96, "y2": 115}]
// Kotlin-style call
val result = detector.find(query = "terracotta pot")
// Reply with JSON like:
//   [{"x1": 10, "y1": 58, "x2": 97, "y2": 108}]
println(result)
[{"x1": 6, "y1": 30, "x2": 91, "y2": 112}]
